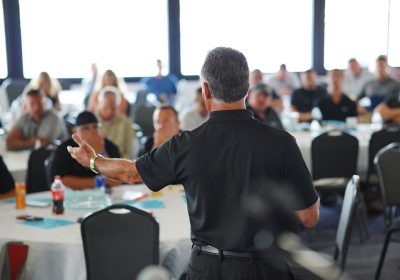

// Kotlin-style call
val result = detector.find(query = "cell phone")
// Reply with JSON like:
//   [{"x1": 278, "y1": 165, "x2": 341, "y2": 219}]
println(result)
[{"x1": 16, "y1": 215, "x2": 44, "y2": 221}]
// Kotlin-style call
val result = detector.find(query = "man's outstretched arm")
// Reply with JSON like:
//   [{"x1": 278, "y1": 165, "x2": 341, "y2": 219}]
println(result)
[{"x1": 67, "y1": 134, "x2": 142, "y2": 184}]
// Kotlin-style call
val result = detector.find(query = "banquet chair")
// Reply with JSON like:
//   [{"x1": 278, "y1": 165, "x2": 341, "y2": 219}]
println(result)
[
  {"x1": 0, "y1": 241, "x2": 29, "y2": 280},
  {"x1": 365, "y1": 125, "x2": 400, "y2": 190},
  {"x1": 311, "y1": 130, "x2": 369, "y2": 241},
  {"x1": 334, "y1": 175, "x2": 360, "y2": 271},
  {"x1": 311, "y1": 130, "x2": 358, "y2": 190},
  {"x1": 25, "y1": 144, "x2": 58, "y2": 193},
  {"x1": 374, "y1": 143, "x2": 400, "y2": 279},
  {"x1": 81, "y1": 204, "x2": 159, "y2": 280}
]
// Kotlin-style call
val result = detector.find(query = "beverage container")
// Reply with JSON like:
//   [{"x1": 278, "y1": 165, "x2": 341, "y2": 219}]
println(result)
[
  {"x1": 15, "y1": 183, "x2": 26, "y2": 209},
  {"x1": 51, "y1": 176, "x2": 65, "y2": 215},
  {"x1": 95, "y1": 176, "x2": 106, "y2": 192}
]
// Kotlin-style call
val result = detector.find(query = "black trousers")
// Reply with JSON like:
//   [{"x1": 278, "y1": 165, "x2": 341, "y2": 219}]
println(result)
[{"x1": 186, "y1": 249, "x2": 295, "y2": 280}]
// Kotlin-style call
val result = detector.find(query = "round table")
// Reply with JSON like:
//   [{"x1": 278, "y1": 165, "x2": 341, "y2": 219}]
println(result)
[{"x1": 0, "y1": 184, "x2": 191, "y2": 280}]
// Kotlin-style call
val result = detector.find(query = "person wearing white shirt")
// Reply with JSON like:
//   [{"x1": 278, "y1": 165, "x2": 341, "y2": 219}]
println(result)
[
  {"x1": 343, "y1": 58, "x2": 374, "y2": 101},
  {"x1": 181, "y1": 88, "x2": 208, "y2": 131}
]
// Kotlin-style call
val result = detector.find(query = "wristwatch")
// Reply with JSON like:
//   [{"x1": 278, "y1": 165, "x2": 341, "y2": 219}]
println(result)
[{"x1": 89, "y1": 153, "x2": 104, "y2": 174}]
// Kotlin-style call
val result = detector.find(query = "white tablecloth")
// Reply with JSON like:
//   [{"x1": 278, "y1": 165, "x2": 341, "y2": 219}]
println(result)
[
  {"x1": 0, "y1": 184, "x2": 191, "y2": 280},
  {"x1": 289, "y1": 124, "x2": 375, "y2": 175},
  {"x1": 1, "y1": 150, "x2": 30, "y2": 183}
]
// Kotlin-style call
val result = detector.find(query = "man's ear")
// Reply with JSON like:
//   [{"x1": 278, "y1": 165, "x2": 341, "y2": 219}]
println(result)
[
  {"x1": 201, "y1": 82, "x2": 212, "y2": 112},
  {"x1": 72, "y1": 127, "x2": 77, "y2": 134}
]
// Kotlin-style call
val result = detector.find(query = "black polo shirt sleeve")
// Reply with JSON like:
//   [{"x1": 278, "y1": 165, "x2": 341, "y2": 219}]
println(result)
[
  {"x1": 282, "y1": 136, "x2": 318, "y2": 210},
  {"x1": 50, "y1": 141, "x2": 75, "y2": 178},
  {"x1": 136, "y1": 136, "x2": 179, "y2": 191}
]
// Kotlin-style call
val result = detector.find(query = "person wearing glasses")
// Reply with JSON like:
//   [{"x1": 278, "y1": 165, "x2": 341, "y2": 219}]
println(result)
[{"x1": 50, "y1": 111, "x2": 120, "y2": 189}]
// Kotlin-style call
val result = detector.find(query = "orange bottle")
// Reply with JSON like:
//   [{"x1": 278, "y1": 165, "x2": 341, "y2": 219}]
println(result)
[{"x1": 15, "y1": 183, "x2": 26, "y2": 209}]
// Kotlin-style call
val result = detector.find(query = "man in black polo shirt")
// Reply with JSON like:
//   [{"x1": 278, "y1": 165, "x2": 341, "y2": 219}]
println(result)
[
  {"x1": 50, "y1": 111, "x2": 121, "y2": 189},
  {"x1": 317, "y1": 69, "x2": 358, "y2": 122},
  {"x1": 68, "y1": 47, "x2": 319, "y2": 279},
  {"x1": 376, "y1": 90, "x2": 400, "y2": 124},
  {"x1": 291, "y1": 69, "x2": 327, "y2": 122},
  {"x1": 247, "y1": 83, "x2": 283, "y2": 129}
]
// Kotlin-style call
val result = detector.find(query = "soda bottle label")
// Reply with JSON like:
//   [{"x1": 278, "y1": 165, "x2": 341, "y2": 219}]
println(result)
[{"x1": 51, "y1": 189, "x2": 64, "y2": 201}]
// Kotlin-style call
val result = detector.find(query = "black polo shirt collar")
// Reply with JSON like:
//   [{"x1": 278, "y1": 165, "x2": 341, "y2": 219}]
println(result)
[{"x1": 207, "y1": 109, "x2": 254, "y2": 123}]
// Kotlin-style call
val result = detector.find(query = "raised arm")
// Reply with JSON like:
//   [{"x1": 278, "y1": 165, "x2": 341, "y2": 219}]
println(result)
[{"x1": 67, "y1": 134, "x2": 142, "y2": 184}]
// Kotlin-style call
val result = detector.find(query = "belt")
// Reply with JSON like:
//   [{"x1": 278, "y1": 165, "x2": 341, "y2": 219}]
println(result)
[{"x1": 193, "y1": 244, "x2": 256, "y2": 258}]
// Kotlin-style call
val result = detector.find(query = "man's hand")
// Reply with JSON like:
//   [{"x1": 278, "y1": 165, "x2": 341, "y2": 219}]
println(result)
[{"x1": 67, "y1": 134, "x2": 96, "y2": 168}]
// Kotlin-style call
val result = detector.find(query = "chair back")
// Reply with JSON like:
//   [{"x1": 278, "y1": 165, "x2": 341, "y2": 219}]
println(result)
[
  {"x1": 133, "y1": 105, "x2": 155, "y2": 137},
  {"x1": 0, "y1": 242, "x2": 29, "y2": 280},
  {"x1": 311, "y1": 130, "x2": 359, "y2": 180},
  {"x1": 25, "y1": 144, "x2": 58, "y2": 193},
  {"x1": 367, "y1": 126, "x2": 400, "y2": 182},
  {"x1": 81, "y1": 204, "x2": 159, "y2": 280},
  {"x1": 374, "y1": 143, "x2": 400, "y2": 224},
  {"x1": 335, "y1": 175, "x2": 359, "y2": 270}
]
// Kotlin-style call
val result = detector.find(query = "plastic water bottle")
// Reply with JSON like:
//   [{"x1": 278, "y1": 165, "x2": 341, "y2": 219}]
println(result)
[
  {"x1": 51, "y1": 176, "x2": 65, "y2": 215},
  {"x1": 95, "y1": 176, "x2": 106, "y2": 193}
]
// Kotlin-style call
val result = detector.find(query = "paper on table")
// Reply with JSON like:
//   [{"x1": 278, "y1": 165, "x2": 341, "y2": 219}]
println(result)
[
  {"x1": 19, "y1": 218, "x2": 75, "y2": 229},
  {"x1": 116, "y1": 199, "x2": 166, "y2": 209},
  {"x1": 3, "y1": 197, "x2": 52, "y2": 204}
]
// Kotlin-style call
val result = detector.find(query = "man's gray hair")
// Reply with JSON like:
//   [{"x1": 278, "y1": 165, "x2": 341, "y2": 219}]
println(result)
[{"x1": 200, "y1": 47, "x2": 249, "y2": 103}]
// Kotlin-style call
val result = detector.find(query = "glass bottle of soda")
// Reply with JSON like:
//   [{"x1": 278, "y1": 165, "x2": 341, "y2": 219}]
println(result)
[{"x1": 51, "y1": 176, "x2": 65, "y2": 215}]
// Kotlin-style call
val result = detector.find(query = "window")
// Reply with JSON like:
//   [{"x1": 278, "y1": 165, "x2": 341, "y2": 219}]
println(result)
[
  {"x1": 324, "y1": 0, "x2": 392, "y2": 70},
  {"x1": 388, "y1": 0, "x2": 400, "y2": 66},
  {"x1": 19, "y1": 0, "x2": 169, "y2": 78},
  {"x1": 0, "y1": 3, "x2": 7, "y2": 78},
  {"x1": 180, "y1": 0, "x2": 313, "y2": 75}
]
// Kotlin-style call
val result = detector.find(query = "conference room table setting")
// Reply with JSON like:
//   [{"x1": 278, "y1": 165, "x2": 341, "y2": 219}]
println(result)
[{"x1": 0, "y1": 184, "x2": 191, "y2": 280}]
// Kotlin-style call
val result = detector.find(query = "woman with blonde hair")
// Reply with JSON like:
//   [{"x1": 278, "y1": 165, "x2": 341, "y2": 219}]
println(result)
[
  {"x1": 87, "y1": 69, "x2": 129, "y2": 115},
  {"x1": 26, "y1": 72, "x2": 62, "y2": 110}
]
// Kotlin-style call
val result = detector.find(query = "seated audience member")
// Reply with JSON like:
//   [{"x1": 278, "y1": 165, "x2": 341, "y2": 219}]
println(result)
[
  {"x1": 343, "y1": 58, "x2": 374, "y2": 101},
  {"x1": 358, "y1": 55, "x2": 400, "y2": 113},
  {"x1": 267, "y1": 64, "x2": 299, "y2": 97},
  {"x1": 291, "y1": 69, "x2": 328, "y2": 122},
  {"x1": 6, "y1": 89, "x2": 68, "y2": 150},
  {"x1": 87, "y1": 69, "x2": 129, "y2": 115},
  {"x1": 317, "y1": 69, "x2": 357, "y2": 122},
  {"x1": 249, "y1": 69, "x2": 283, "y2": 112},
  {"x1": 249, "y1": 69, "x2": 264, "y2": 88},
  {"x1": 50, "y1": 111, "x2": 121, "y2": 189},
  {"x1": 247, "y1": 83, "x2": 283, "y2": 129},
  {"x1": 140, "y1": 59, "x2": 177, "y2": 105},
  {"x1": 376, "y1": 90, "x2": 400, "y2": 124},
  {"x1": 138, "y1": 105, "x2": 180, "y2": 157},
  {"x1": 24, "y1": 72, "x2": 62, "y2": 110},
  {"x1": 0, "y1": 156, "x2": 15, "y2": 199},
  {"x1": 181, "y1": 87, "x2": 208, "y2": 131},
  {"x1": 96, "y1": 87, "x2": 135, "y2": 159}
]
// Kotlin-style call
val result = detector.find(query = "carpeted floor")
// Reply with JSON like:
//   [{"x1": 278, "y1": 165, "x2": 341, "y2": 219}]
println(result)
[{"x1": 295, "y1": 199, "x2": 400, "y2": 280}]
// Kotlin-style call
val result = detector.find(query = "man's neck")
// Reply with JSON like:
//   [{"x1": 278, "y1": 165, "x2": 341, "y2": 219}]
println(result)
[
  {"x1": 210, "y1": 99, "x2": 246, "y2": 112},
  {"x1": 331, "y1": 91, "x2": 342, "y2": 104}
]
